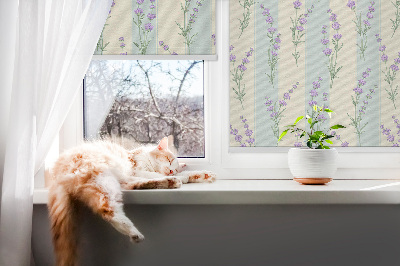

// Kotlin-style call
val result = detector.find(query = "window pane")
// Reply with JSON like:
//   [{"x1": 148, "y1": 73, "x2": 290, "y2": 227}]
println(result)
[{"x1": 84, "y1": 60, "x2": 204, "y2": 158}]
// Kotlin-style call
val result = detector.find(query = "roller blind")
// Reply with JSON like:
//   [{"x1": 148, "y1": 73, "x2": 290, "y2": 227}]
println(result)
[
  {"x1": 229, "y1": 0, "x2": 400, "y2": 147},
  {"x1": 94, "y1": 0, "x2": 216, "y2": 59}
]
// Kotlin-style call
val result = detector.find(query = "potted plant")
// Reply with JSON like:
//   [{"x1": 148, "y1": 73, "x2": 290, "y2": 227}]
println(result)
[{"x1": 278, "y1": 105, "x2": 345, "y2": 185}]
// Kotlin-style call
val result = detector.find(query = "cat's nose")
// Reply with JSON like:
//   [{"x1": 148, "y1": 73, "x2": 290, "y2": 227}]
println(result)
[{"x1": 169, "y1": 170, "x2": 173, "y2": 175}]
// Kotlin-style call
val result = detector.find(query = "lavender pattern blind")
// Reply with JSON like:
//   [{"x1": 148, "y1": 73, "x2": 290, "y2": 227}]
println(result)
[
  {"x1": 230, "y1": 0, "x2": 400, "y2": 147},
  {"x1": 94, "y1": 0, "x2": 215, "y2": 56}
]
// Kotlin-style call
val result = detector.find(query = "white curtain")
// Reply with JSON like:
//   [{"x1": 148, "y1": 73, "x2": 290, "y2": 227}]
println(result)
[{"x1": 0, "y1": 0, "x2": 112, "y2": 265}]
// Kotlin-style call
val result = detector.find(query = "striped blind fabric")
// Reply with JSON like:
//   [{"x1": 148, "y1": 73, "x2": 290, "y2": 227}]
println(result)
[
  {"x1": 230, "y1": 0, "x2": 400, "y2": 147},
  {"x1": 94, "y1": 0, "x2": 216, "y2": 58}
]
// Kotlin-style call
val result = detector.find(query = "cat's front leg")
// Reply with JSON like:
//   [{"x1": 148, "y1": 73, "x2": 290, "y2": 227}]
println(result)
[{"x1": 177, "y1": 171, "x2": 217, "y2": 184}]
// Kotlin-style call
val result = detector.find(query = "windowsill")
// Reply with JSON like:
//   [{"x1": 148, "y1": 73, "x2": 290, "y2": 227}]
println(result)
[{"x1": 33, "y1": 179, "x2": 400, "y2": 205}]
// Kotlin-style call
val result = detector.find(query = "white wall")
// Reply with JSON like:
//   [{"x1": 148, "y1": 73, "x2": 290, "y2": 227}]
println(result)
[{"x1": 33, "y1": 204, "x2": 400, "y2": 266}]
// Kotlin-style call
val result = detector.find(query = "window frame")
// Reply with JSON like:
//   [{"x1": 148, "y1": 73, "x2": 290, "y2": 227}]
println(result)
[{"x1": 58, "y1": 0, "x2": 400, "y2": 181}]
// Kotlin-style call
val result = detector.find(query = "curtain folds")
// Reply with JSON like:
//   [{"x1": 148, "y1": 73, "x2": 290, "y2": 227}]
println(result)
[{"x1": 0, "y1": 0, "x2": 112, "y2": 265}]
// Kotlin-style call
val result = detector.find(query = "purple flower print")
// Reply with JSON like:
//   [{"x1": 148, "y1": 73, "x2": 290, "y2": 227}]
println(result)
[
  {"x1": 316, "y1": 113, "x2": 327, "y2": 121},
  {"x1": 231, "y1": 47, "x2": 254, "y2": 109},
  {"x1": 230, "y1": 116, "x2": 255, "y2": 147},
  {"x1": 347, "y1": 1, "x2": 356, "y2": 9},
  {"x1": 119, "y1": 37, "x2": 124, "y2": 41},
  {"x1": 137, "y1": 0, "x2": 144, "y2": 4},
  {"x1": 348, "y1": 68, "x2": 376, "y2": 146},
  {"x1": 147, "y1": 13, "x2": 156, "y2": 20},
  {"x1": 341, "y1": 141, "x2": 349, "y2": 147},
  {"x1": 265, "y1": 82, "x2": 300, "y2": 142},
  {"x1": 349, "y1": 1, "x2": 375, "y2": 60},
  {"x1": 291, "y1": 1, "x2": 314, "y2": 66},
  {"x1": 321, "y1": 13, "x2": 343, "y2": 89},
  {"x1": 321, "y1": 38, "x2": 329, "y2": 45},
  {"x1": 391, "y1": 64, "x2": 399, "y2": 72},
  {"x1": 266, "y1": 16, "x2": 274, "y2": 24},
  {"x1": 294, "y1": 142, "x2": 303, "y2": 147},
  {"x1": 310, "y1": 89, "x2": 318, "y2": 97},
  {"x1": 150, "y1": 4, "x2": 155, "y2": 9},
  {"x1": 159, "y1": 41, "x2": 178, "y2": 55},
  {"x1": 230, "y1": 45, "x2": 234, "y2": 52},
  {"x1": 381, "y1": 116, "x2": 400, "y2": 146},
  {"x1": 144, "y1": 23, "x2": 154, "y2": 31},
  {"x1": 242, "y1": 58, "x2": 250, "y2": 64},
  {"x1": 323, "y1": 48, "x2": 332, "y2": 56},
  {"x1": 238, "y1": 0, "x2": 256, "y2": 39},
  {"x1": 308, "y1": 100, "x2": 317, "y2": 107},
  {"x1": 299, "y1": 18, "x2": 307, "y2": 25},
  {"x1": 134, "y1": 8, "x2": 143, "y2": 15},
  {"x1": 211, "y1": 34, "x2": 216, "y2": 46},
  {"x1": 238, "y1": 64, "x2": 247, "y2": 71},
  {"x1": 332, "y1": 22, "x2": 341, "y2": 30},
  {"x1": 333, "y1": 34, "x2": 342, "y2": 41},
  {"x1": 293, "y1": 0, "x2": 302, "y2": 9},
  {"x1": 377, "y1": 34, "x2": 400, "y2": 108},
  {"x1": 120, "y1": 42, "x2": 125, "y2": 48}
]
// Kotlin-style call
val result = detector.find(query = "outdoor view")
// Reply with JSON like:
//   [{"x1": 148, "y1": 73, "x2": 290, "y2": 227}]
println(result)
[{"x1": 84, "y1": 60, "x2": 204, "y2": 157}]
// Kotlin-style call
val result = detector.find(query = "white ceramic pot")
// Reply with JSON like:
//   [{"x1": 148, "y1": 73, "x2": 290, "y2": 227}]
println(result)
[{"x1": 288, "y1": 148, "x2": 338, "y2": 184}]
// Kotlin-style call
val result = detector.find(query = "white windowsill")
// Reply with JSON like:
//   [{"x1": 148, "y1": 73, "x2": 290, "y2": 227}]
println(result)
[{"x1": 33, "y1": 179, "x2": 400, "y2": 205}]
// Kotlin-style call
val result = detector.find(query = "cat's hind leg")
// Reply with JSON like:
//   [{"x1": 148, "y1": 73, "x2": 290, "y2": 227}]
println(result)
[{"x1": 75, "y1": 172, "x2": 144, "y2": 242}]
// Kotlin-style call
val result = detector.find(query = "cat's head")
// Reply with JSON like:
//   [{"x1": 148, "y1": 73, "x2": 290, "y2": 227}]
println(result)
[{"x1": 149, "y1": 137, "x2": 180, "y2": 176}]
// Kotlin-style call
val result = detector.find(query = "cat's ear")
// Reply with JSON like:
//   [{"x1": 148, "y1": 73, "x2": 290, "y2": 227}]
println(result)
[{"x1": 157, "y1": 137, "x2": 168, "y2": 151}]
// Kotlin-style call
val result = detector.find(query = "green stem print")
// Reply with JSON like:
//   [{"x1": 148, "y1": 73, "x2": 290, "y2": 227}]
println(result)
[
  {"x1": 176, "y1": 0, "x2": 204, "y2": 55},
  {"x1": 238, "y1": 0, "x2": 255, "y2": 39},
  {"x1": 260, "y1": 5, "x2": 280, "y2": 88},
  {"x1": 376, "y1": 34, "x2": 400, "y2": 109},
  {"x1": 133, "y1": 0, "x2": 156, "y2": 55},
  {"x1": 95, "y1": 1, "x2": 114, "y2": 55},
  {"x1": 290, "y1": 1, "x2": 315, "y2": 67},
  {"x1": 347, "y1": 68, "x2": 376, "y2": 146},
  {"x1": 347, "y1": 1, "x2": 375, "y2": 61},
  {"x1": 230, "y1": 46, "x2": 254, "y2": 109},
  {"x1": 321, "y1": 10, "x2": 343, "y2": 89},
  {"x1": 391, "y1": 1, "x2": 400, "y2": 38},
  {"x1": 265, "y1": 82, "x2": 299, "y2": 142}
]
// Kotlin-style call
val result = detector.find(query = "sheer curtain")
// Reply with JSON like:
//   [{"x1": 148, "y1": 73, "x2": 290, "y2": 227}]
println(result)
[{"x1": 0, "y1": 0, "x2": 112, "y2": 265}]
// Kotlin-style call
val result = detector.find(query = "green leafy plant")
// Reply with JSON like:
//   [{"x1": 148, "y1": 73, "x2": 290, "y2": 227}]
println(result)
[{"x1": 278, "y1": 105, "x2": 345, "y2": 149}]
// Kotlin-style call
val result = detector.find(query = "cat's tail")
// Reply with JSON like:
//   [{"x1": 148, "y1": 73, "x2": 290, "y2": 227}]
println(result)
[{"x1": 48, "y1": 183, "x2": 78, "y2": 266}]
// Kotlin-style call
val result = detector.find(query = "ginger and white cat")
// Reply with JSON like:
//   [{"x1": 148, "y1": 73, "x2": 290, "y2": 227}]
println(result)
[{"x1": 48, "y1": 137, "x2": 216, "y2": 266}]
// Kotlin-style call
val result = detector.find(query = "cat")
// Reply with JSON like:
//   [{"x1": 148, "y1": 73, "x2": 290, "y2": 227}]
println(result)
[{"x1": 48, "y1": 137, "x2": 216, "y2": 266}]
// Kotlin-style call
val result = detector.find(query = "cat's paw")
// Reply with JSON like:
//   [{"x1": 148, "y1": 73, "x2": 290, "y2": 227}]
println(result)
[
  {"x1": 203, "y1": 171, "x2": 217, "y2": 183},
  {"x1": 177, "y1": 163, "x2": 187, "y2": 173},
  {"x1": 130, "y1": 232, "x2": 145, "y2": 243},
  {"x1": 166, "y1": 177, "x2": 182, "y2": 189}
]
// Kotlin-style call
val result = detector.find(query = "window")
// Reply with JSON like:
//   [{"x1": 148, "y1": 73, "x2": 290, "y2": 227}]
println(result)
[
  {"x1": 56, "y1": 0, "x2": 400, "y2": 182},
  {"x1": 83, "y1": 60, "x2": 205, "y2": 158}
]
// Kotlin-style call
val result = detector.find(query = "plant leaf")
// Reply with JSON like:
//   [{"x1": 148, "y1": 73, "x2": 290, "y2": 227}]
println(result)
[
  {"x1": 330, "y1": 124, "x2": 346, "y2": 129},
  {"x1": 294, "y1": 116, "x2": 304, "y2": 125},
  {"x1": 278, "y1": 129, "x2": 289, "y2": 142}
]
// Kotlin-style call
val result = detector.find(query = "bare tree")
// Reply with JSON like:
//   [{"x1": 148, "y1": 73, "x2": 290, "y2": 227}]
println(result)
[{"x1": 85, "y1": 60, "x2": 204, "y2": 157}]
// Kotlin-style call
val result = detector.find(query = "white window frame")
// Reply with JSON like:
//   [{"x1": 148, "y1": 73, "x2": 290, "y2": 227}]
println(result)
[{"x1": 58, "y1": 0, "x2": 400, "y2": 181}]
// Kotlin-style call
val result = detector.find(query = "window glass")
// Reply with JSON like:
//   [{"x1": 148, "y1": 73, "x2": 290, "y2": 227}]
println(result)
[{"x1": 84, "y1": 60, "x2": 205, "y2": 158}]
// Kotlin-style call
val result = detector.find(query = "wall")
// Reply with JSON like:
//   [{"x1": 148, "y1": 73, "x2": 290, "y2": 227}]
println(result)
[{"x1": 32, "y1": 204, "x2": 400, "y2": 266}]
